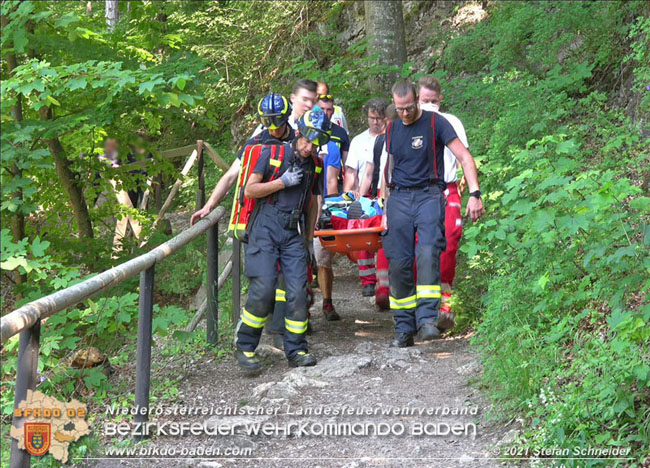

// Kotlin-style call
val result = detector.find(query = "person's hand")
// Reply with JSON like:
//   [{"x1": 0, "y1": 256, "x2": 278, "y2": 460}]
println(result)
[
  {"x1": 458, "y1": 175, "x2": 467, "y2": 196},
  {"x1": 465, "y1": 196, "x2": 484, "y2": 222},
  {"x1": 280, "y1": 167, "x2": 303, "y2": 188},
  {"x1": 306, "y1": 240, "x2": 316, "y2": 270},
  {"x1": 381, "y1": 213, "x2": 388, "y2": 230},
  {"x1": 191, "y1": 206, "x2": 211, "y2": 225}
]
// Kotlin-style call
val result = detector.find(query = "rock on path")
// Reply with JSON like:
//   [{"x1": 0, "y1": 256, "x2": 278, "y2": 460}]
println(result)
[{"x1": 84, "y1": 259, "x2": 507, "y2": 468}]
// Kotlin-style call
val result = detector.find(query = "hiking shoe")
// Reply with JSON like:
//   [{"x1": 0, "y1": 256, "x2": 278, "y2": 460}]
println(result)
[
  {"x1": 347, "y1": 200, "x2": 363, "y2": 219},
  {"x1": 436, "y1": 304, "x2": 456, "y2": 332},
  {"x1": 322, "y1": 302, "x2": 340, "y2": 321},
  {"x1": 375, "y1": 294, "x2": 390, "y2": 311},
  {"x1": 288, "y1": 351, "x2": 317, "y2": 367},
  {"x1": 417, "y1": 323, "x2": 441, "y2": 342},
  {"x1": 234, "y1": 349, "x2": 263, "y2": 372},
  {"x1": 271, "y1": 333, "x2": 284, "y2": 350},
  {"x1": 362, "y1": 284, "x2": 376, "y2": 297},
  {"x1": 389, "y1": 333, "x2": 414, "y2": 348}
]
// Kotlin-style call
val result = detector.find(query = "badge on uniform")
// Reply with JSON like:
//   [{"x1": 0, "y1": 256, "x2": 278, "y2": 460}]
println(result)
[{"x1": 411, "y1": 136, "x2": 423, "y2": 149}]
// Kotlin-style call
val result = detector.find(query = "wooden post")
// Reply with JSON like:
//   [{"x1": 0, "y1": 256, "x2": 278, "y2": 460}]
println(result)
[{"x1": 196, "y1": 140, "x2": 205, "y2": 211}]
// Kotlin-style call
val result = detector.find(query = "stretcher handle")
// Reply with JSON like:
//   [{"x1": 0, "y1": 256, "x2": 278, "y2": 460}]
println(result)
[{"x1": 314, "y1": 226, "x2": 386, "y2": 237}]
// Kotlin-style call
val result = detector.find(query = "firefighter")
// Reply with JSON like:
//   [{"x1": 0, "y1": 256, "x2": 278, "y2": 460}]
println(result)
[
  {"x1": 234, "y1": 109, "x2": 329, "y2": 371},
  {"x1": 382, "y1": 80, "x2": 484, "y2": 348},
  {"x1": 190, "y1": 93, "x2": 294, "y2": 225}
]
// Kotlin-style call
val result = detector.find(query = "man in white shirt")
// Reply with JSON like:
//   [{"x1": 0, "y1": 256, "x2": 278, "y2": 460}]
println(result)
[
  {"x1": 417, "y1": 75, "x2": 470, "y2": 332},
  {"x1": 343, "y1": 98, "x2": 388, "y2": 299}
]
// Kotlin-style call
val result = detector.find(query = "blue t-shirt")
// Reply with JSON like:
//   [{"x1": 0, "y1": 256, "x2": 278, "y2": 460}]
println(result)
[
  {"x1": 321, "y1": 141, "x2": 342, "y2": 196},
  {"x1": 330, "y1": 123, "x2": 350, "y2": 154},
  {"x1": 387, "y1": 110, "x2": 457, "y2": 189}
]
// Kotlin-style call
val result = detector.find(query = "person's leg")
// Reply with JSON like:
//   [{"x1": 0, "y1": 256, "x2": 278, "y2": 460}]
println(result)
[
  {"x1": 234, "y1": 208, "x2": 279, "y2": 354},
  {"x1": 375, "y1": 248, "x2": 390, "y2": 310},
  {"x1": 280, "y1": 233, "x2": 311, "y2": 360},
  {"x1": 314, "y1": 238, "x2": 339, "y2": 321},
  {"x1": 384, "y1": 191, "x2": 417, "y2": 340},
  {"x1": 413, "y1": 188, "x2": 446, "y2": 337},
  {"x1": 357, "y1": 250, "x2": 377, "y2": 296},
  {"x1": 439, "y1": 184, "x2": 462, "y2": 331},
  {"x1": 441, "y1": 184, "x2": 462, "y2": 288}
]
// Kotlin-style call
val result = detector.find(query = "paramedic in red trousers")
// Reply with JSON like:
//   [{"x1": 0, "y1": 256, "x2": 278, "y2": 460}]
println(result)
[
  {"x1": 418, "y1": 75, "x2": 469, "y2": 331},
  {"x1": 344, "y1": 98, "x2": 389, "y2": 299},
  {"x1": 234, "y1": 109, "x2": 329, "y2": 371},
  {"x1": 382, "y1": 80, "x2": 483, "y2": 347}
]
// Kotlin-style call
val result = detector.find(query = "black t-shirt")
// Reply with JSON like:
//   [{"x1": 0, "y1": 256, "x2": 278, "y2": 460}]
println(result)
[
  {"x1": 237, "y1": 127, "x2": 295, "y2": 160},
  {"x1": 252, "y1": 142, "x2": 322, "y2": 213},
  {"x1": 330, "y1": 123, "x2": 350, "y2": 154},
  {"x1": 387, "y1": 110, "x2": 457, "y2": 189}
]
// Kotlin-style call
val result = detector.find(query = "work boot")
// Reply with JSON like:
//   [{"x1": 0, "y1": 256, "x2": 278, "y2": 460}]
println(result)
[
  {"x1": 322, "y1": 302, "x2": 340, "y2": 321},
  {"x1": 389, "y1": 333, "x2": 414, "y2": 348},
  {"x1": 362, "y1": 284, "x2": 376, "y2": 297},
  {"x1": 271, "y1": 333, "x2": 284, "y2": 351},
  {"x1": 417, "y1": 323, "x2": 441, "y2": 342},
  {"x1": 234, "y1": 349, "x2": 263, "y2": 372},
  {"x1": 288, "y1": 351, "x2": 317, "y2": 367},
  {"x1": 375, "y1": 294, "x2": 390, "y2": 311}
]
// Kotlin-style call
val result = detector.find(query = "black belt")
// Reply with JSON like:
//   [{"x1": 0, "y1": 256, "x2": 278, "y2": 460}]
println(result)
[{"x1": 391, "y1": 183, "x2": 442, "y2": 191}]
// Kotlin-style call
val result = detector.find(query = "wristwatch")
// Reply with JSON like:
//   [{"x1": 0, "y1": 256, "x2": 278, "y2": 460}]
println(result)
[{"x1": 469, "y1": 190, "x2": 482, "y2": 199}]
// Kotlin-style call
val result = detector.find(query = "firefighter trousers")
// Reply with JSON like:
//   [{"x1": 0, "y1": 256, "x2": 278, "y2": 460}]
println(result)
[
  {"x1": 235, "y1": 204, "x2": 309, "y2": 358},
  {"x1": 383, "y1": 186, "x2": 446, "y2": 335}
]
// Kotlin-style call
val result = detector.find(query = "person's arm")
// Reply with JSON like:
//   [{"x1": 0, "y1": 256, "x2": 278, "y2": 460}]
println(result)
[
  {"x1": 358, "y1": 162, "x2": 374, "y2": 197},
  {"x1": 327, "y1": 166, "x2": 339, "y2": 196},
  {"x1": 447, "y1": 138, "x2": 483, "y2": 221},
  {"x1": 343, "y1": 166, "x2": 358, "y2": 196},
  {"x1": 191, "y1": 158, "x2": 242, "y2": 225},
  {"x1": 244, "y1": 172, "x2": 285, "y2": 199},
  {"x1": 306, "y1": 194, "x2": 321, "y2": 242}
]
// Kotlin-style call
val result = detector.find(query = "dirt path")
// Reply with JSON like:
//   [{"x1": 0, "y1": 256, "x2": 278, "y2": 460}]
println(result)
[{"x1": 84, "y1": 258, "x2": 509, "y2": 468}]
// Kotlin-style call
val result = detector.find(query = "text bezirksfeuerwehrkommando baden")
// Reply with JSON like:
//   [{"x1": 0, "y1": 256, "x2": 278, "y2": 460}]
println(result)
[{"x1": 105, "y1": 403, "x2": 478, "y2": 417}]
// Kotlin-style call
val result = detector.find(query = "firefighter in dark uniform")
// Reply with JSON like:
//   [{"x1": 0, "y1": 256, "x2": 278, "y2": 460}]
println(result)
[
  {"x1": 383, "y1": 80, "x2": 484, "y2": 347},
  {"x1": 234, "y1": 109, "x2": 330, "y2": 371}
]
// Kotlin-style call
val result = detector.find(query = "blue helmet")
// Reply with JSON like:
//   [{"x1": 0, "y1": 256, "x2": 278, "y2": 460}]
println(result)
[
  {"x1": 297, "y1": 108, "x2": 332, "y2": 146},
  {"x1": 257, "y1": 93, "x2": 291, "y2": 130}
]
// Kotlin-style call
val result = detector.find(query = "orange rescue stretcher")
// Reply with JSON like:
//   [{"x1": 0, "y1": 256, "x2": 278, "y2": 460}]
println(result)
[{"x1": 314, "y1": 216, "x2": 385, "y2": 262}]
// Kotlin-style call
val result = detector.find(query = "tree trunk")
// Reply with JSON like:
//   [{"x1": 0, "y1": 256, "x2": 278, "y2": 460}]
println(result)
[
  {"x1": 364, "y1": 0, "x2": 407, "y2": 95},
  {"x1": 105, "y1": 0, "x2": 119, "y2": 31},
  {"x1": 39, "y1": 107, "x2": 94, "y2": 239},
  {"x1": 86, "y1": 1, "x2": 93, "y2": 16},
  {"x1": 1, "y1": 13, "x2": 27, "y2": 294}
]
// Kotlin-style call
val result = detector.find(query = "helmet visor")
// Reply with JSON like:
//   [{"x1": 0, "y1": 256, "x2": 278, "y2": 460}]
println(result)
[
  {"x1": 260, "y1": 114, "x2": 288, "y2": 130},
  {"x1": 301, "y1": 127, "x2": 330, "y2": 146}
]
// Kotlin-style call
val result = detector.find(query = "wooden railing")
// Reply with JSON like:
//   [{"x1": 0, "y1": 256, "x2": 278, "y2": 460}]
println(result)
[{"x1": 0, "y1": 142, "x2": 242, "y2": 468}]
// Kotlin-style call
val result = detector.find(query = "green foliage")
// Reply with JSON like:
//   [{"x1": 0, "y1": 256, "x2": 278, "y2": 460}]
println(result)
[{"x1": 436, "y1": 2, "x2": 650, "y2": 464}]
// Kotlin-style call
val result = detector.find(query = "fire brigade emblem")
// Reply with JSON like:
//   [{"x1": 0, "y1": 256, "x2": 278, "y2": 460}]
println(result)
[
  {"x1": 25, "y1": 422, "x2": 51, "y2": 456},
  {"x1": 411, "y1": 136, "x2": 423, "y2": 149}
]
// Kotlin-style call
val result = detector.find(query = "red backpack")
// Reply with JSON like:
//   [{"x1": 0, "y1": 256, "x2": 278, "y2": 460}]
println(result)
[{"x1": 228, "y1": 144, "x2": 286, "y2": 241}]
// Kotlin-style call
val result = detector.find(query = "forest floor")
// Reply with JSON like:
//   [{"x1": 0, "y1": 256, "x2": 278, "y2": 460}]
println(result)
[{"x1": 82, "y1": 250, "x2": 514, "y2": 468}]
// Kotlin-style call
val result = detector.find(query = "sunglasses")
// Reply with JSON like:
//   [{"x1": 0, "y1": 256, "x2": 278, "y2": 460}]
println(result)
[
  {"x1": 260, "y1": 114, "x2": 288, "y2": 130},
  {"x1": 318, "y1": 94, "x2": 334, "y2": 101},
  {"x1": 395, "y1": 104, "x2": 417, "y2": 114},
  {"x1": 301, "y1": 127, "x2": 331, "y2": 146}
]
